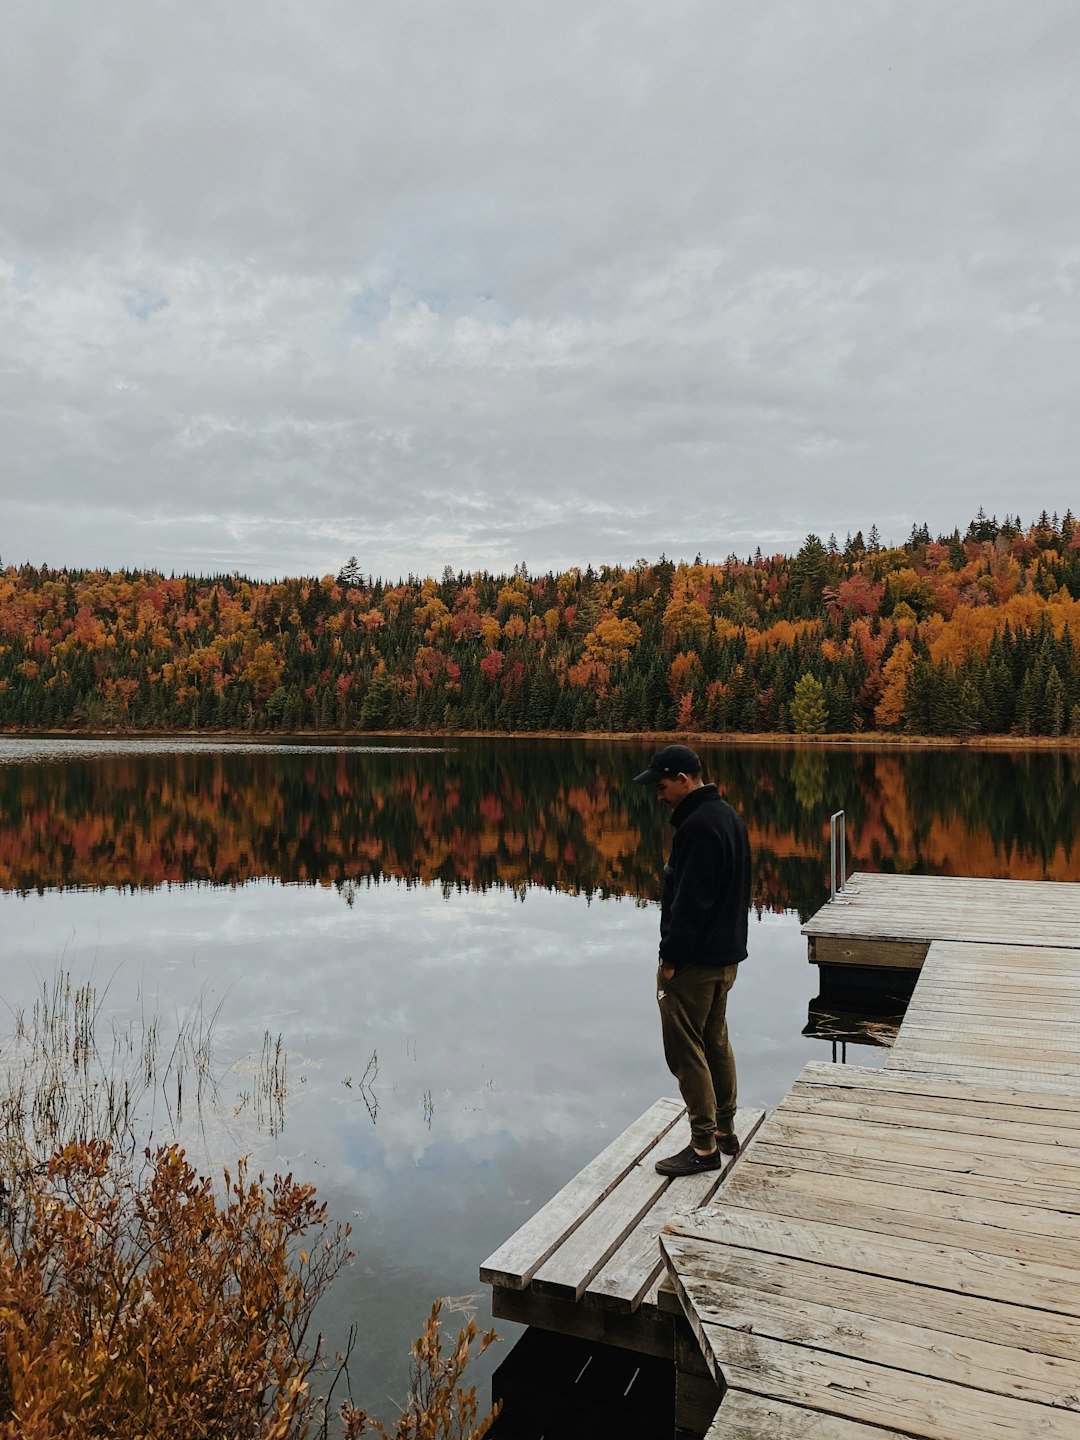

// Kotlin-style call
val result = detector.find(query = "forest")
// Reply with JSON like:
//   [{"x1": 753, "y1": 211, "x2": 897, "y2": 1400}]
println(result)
[{"x1": 2, "y1": 508, "x2": 1080, "y2": 737}]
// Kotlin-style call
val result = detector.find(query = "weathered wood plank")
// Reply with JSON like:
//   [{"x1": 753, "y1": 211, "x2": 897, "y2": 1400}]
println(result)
[
  {"x1": 789, "y1": 1073, "x2": 1080, "y2": 1128},
  {"x1": 748, "y1": 1141, "x2": 1080, "y2": 1217},
  {"x1": 709, "y1": 1390, "x2": 922, "y2": 1440},
  {"x1": 694, "y1": 1277, "x2": 1080, "y2": 1408},
  {"x1": 923, "y1": 952, "x2": 1080, "y2": 974},
  {"x1": 711, "y1": 1336, "x2": 1079, "y2": 1440},
  {"x1": 901, "y1": 986, "x2": 1080, "y2": 1011},
  {"x1": 665, "y1": 1205, "x2": 1080, "y2": 1315},
  {"x1": 897, "y1": 1031, "x2": 1080, "y2": 1060},
  {"x1": 479, "y1": 1096, "x2": 683, "y2": 1288},
  {"x1": 490, "y1": 1282, "x2": 675, "y2": 1359},
  {"x1": 586, "y1": 1106, "x2": 764, "y2": 1313},
  {"x1": 811, "y1": 936, "x2": 929, "y2": 969},
  {"x1": 755, "y1": 1110, "x2": 1080, "y2": 1187},
  {"x1": 735, "y1": 1153, "x2": 1080, "y2": 1240},
  {"x1": 884, "y1": 1056, "x2": 1080, "y2": 1092},
  {"x1": 531, "y1": 1122, "x2": 688, "y2": 1301},
  {"x1": 795, "y1": 1060, "x2": 1080, "y2": 1111},
  {"x1": 887, "y1": 1039, "x2": 1080, "y2": 1078},
  {"x1": 778, "y1": 1089, "x2": 1080, "y2": 1150},
  {"x1": 664, "y1": 1234, "x2": 1080, "y2": 1365},
  {"x1": 719, "y1": 1164, "x2": 1080, "y2": 1271}
]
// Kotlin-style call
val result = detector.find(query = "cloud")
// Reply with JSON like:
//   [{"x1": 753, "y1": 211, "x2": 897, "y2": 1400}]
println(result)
[{"x1": 3, "y1": 1, "x2": 1080, "y2": 576}]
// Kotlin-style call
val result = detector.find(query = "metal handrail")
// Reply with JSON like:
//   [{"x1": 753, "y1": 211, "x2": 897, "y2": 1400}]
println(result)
[{"x1": 829, "y1": 810, "x2": 859, "y2": 902}]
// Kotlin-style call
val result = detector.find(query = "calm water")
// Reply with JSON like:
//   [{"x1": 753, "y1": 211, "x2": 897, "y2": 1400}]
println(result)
[{"x1": 2, "y1": 736, "x2": 1079, "y2": 1421}]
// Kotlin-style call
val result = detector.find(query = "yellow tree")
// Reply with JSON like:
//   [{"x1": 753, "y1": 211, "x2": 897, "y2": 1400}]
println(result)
[
  {"x1": 583, "y1": 613, "x2": 641, "y2": 667},
  {"x1": 790, "y1": 673, "x2": 828, "y2": 734},
  {"x1": 875, "y1": 640, "x2": 914, "y2": 729}
]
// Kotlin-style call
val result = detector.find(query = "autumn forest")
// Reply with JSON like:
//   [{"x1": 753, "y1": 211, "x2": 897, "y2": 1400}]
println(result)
[{"x1": 4, "y1": 508, "x2": 1080, "y2": 737}]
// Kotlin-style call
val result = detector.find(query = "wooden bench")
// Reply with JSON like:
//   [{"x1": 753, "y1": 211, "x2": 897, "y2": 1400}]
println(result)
[{"x1": 481, "y1": 1098, "x2": 764, "y2": 1360}]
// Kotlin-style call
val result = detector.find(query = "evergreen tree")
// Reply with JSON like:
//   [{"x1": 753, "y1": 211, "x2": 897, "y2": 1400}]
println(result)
[
  {"x1": 788, "y1": 535, "x2": 829, "y2": 619},
  {"x1": 790, "y1": 674, "x2": 828, "y2": 734}
]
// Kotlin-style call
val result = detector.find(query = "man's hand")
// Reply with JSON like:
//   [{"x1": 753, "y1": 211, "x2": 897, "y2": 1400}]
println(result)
[{"x1": 660, "y1": 964, "x2": 676, "y2": 982}]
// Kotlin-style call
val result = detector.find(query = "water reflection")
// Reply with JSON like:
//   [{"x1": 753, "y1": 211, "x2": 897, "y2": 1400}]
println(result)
[
  {"x1": 2, "y1": 738, "x2": 1079, "y2": 911},
  {"x1": 0, "y1": 736, "x2": 1073, "y2": 1420}
]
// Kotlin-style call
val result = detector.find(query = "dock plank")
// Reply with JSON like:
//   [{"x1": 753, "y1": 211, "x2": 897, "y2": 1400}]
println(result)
[
  {"x1": 709, "y1": 1391, "x2": 921, "y2": 1439},
  {"x1": 795, "y1": 1058, "x2": 1080, "y2": 1111},
  {"x1": 664, "y1": 1234, "x2": 1080, "y2": 1367},
  {"x1": 777, "y1": 1088, "x2": 1080, "y2": 1149},
  {"x1": 879, "y1": 1057, "x2": 1080, "y2": 1093},
  {"x1": 753, "y1": 1110, "x2": 1080, "y2": 1188},
  {"x1": 789, "y1": 1072, "x2": 1080, "y2": 1127},
  {"x1": 711, "y1": 1336, "x2": 1080, "y2": 1440},
  {"x1": 803, "y1": 874, "x2": 1080, "y2": 958},
  {"x1": 479, "y1": 1096, "x2": 683, "y2": 1289},
  {"x1": 668, "y1": 1204, "x2": 1080, "y2": 1315},
  {"x1": 719, "y1": 1164, "x2": 1080, "y2": 1270},
  {"x1": 530, "y1": 1134, "x2": 675, "y2": 1301},
  {"x1": 692, "y1": 1278, "x2": 1080, "y2": 1408},
  {"x1": 747, "y1": 1141, "x2": 1080, "y2": 1215},
  {"x1": 586, "y1": 1106, "x2": 764, "y2": 1312},
  {"x1": 734, "y1": 1153, "x2": 1080, "y2": 1240}
]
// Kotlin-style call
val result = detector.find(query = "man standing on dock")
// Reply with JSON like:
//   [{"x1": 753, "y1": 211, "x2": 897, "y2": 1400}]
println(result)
[{"x1": 634, "y1": 744, "x2": 751, "y2": 1176}]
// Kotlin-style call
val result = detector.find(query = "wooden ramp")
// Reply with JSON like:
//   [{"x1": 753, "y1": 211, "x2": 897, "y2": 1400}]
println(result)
[
  {"x1": 887, "y1": 939, "x2": 1080, "y2": 1092},
  {"x1": 664, "y1": 1061, "x2": 1080, "y2": 1438},
  {"x1": 481, "y1": 1100, "x2": 764, "y2": 1359},
  {"x1": 803, "y1": 871, "x2": 1080, "y2": 971}
]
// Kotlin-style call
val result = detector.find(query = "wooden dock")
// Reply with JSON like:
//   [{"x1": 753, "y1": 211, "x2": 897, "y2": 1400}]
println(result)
[
  {"x1": 661, "y1": 873, "x2": 1080, "y2": 1437},
  {"x1": 481, "y1": 872, "x2": 1080, "y2": 1435},
  {"x1": 481, "y1": 1100, "x2": 764, "y2": 1361},
  {"x1": 886, "y1": 939, "x2": 1080, "y2": 1092},
  {"x1": 802, "y1": 871, "x2": 1080, "y2": 972}
]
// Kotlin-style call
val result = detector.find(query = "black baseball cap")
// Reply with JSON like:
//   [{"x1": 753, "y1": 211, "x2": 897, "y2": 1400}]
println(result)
[{"x1": 633, "y1": 744, "x2": 702, "y2": 784}]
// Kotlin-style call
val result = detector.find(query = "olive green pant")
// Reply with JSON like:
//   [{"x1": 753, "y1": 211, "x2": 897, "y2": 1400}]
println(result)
[{"x1": 656, "y1": 962, "x2": 739, "y2": 1150}]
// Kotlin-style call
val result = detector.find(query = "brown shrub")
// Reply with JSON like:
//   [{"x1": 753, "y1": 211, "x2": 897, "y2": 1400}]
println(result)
[{"x1": 0, "y1": 1141, "x2": 497, "y2": 1440}]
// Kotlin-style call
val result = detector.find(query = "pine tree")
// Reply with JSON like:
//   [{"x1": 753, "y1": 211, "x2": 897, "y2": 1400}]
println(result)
[
  {"x1": 790, "y1": 673, "x2": 828, "y2": 734},
  {"x1": 1045, "y1": 665, "x2": 1066, "y2": 737},
  {"x1": 788, "y1": 536, "x2": 829, "y2": 619}
]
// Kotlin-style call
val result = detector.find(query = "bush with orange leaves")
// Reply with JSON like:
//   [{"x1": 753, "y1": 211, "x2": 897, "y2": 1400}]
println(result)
[{"x1": 0, "y1": 1139, "x2": 497, "y2": 1440}]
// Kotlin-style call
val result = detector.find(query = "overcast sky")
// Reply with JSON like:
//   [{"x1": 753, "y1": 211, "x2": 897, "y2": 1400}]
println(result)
[{"x1": 3, "y1": 1, "x2": 1079, "y2": 580}]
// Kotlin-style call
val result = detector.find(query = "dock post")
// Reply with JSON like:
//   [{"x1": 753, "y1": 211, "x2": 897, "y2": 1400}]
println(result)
[{"x1": 673, "y1": 1318, "x2": 722, "y2": 1436}]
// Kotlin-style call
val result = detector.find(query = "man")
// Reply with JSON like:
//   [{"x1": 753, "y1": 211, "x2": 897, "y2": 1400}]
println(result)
[{"x1": 634, "y1": 744, "x2": 751, "y2": 1177}]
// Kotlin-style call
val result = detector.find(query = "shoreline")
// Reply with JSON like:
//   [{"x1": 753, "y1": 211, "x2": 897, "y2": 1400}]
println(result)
[{"x1": 2, "y1": 726, "x2": 1079, "y2": 751}]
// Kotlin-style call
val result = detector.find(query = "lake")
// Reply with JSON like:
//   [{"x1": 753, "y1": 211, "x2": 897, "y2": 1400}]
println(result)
[{"x1": 1, "y1": 735, "x2": 1078, "y2": 1424}]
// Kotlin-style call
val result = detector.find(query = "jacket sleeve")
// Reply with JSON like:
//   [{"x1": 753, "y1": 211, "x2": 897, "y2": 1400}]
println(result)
[{"x1": 659, "y1": 831, "x2": 724, "y2": 970}]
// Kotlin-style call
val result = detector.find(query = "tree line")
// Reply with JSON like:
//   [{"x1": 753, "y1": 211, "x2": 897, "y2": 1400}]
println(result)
[{"x1": 2, "y1": 507, "x2": 1080, "y2": 737}]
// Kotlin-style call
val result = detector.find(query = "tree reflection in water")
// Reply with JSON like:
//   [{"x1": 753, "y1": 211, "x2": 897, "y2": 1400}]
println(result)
[{"x1": 1, "y1": 738, "x2": 1079, "y2": 915}]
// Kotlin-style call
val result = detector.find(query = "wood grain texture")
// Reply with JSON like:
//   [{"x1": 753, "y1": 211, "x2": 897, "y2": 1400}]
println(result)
[
  {"x1": 708, "y1": 1390, "x2": 922, "y2": 1440},
  {"x1": 803, "y1": 873, "x2": 1080, "y2": 956},
  {"x1": 665, "y1": 1051, "x2": 1080, "y2": 1434},
  {"x1": 586, "y1": 1105, "x2": 764, "y2": 1312},
  {"x1": 479, "y1": 1095, "x2": 683, "y2": 1288}
]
